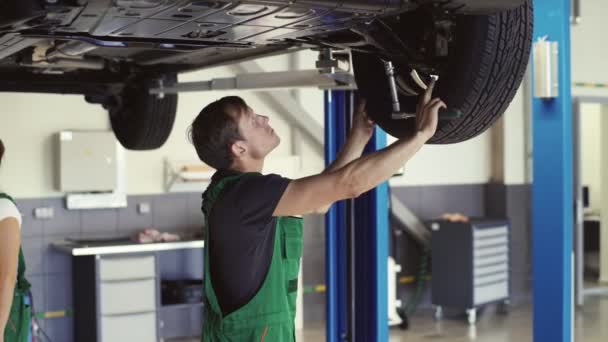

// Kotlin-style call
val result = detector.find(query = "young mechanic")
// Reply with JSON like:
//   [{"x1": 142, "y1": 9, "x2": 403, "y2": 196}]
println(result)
[{"x1": 189, "y1": 81, "x2": 445, "y2": 341}]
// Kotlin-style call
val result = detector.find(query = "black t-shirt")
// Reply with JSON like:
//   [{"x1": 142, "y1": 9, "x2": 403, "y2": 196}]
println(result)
[{"x1": 203, "y1": 170, "x2": 291, "y2": 316}]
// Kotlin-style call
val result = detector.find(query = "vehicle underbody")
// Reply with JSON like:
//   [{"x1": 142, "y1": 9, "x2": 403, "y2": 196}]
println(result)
[
  {"x1": 0, "y1": 0, "x2": 532, "y2": 150},
  {"x1": 0, "y1": 0, "x2": 525, "y2": 93}
]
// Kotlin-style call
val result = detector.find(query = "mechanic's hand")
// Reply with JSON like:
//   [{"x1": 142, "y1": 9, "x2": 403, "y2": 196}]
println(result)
[
  {"x1": 416, "y1": 79, "x2": 445, "y2": 141},
  {"x1": 350, "y1": 99, "x2": 375, "y2": 143}
]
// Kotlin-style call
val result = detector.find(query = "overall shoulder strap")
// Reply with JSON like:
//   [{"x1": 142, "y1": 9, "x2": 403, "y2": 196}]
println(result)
[
  {"x1": 0, "y1": 193, "x2": 30, "y2": 291},
  {"x1": 202, "y1": 172, "x2": 259, "y2": 215}
]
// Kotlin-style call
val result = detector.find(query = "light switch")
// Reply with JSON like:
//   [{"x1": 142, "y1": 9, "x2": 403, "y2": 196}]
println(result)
[
  {"x1": 34, "y1": 207, "x2": 54, "y2": 219},
  {"x1": 138, "y1": 202, "x2": 151, "y2": 214}
]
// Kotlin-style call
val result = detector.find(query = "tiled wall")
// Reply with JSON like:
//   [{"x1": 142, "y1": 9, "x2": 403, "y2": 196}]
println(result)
[
  {"x1": 15, "y1": 183, "x2": 532, "y2": 340},
  {"x1": 485, "y1": 183, "x2": 533, "y2": 304},
  {"x1": 16, "y1": 193, "x2": 204, "y2": 342}
]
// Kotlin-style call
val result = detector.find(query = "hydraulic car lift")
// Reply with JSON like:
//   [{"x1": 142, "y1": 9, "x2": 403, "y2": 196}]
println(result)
[{"x1": 152, "y1": 0, "x2": 577, "y2": 339}]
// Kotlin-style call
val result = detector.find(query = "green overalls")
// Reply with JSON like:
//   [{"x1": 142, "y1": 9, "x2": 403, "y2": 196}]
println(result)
[
  {"x1": 0, "y1": 193, "x2": 31, "y2": 342},
  {"x1": 202, "y1": 174, "x2": 303, "y2": 342}
]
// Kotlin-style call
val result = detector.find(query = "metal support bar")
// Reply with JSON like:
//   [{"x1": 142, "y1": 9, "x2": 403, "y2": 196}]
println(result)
[
  {"x1": 149, "y1": 69, "x2": 356, "y2": 95},
  {"x1": 389, "y1": 194, "x2": 431, "y2": 248},
  {"x1": 532, "y1": 0, "x2": 573, "y2": 341},
  {"x1": 150, "y1": 48, "x2": 356, "y2": 95}
]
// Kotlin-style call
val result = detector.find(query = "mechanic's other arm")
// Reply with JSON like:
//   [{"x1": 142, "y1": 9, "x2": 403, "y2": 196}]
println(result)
[{"x1": 274, "y1": 82, "x2": 445, "y2": 217}]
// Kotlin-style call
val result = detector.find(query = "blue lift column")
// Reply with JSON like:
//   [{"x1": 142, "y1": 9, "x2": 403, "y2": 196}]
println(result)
[
  {"x1": 353, "y1": 122, "x2": 389, "y2": 342},
  {"x1": 532, "y1": 0, "x2": 573, "y2": 341},
  {"x1": 325, "y1": 90, "x2": 349, "y2": 342},
  {"x1": 325, "y1": 90, "x2": 389, "y2": 342}
]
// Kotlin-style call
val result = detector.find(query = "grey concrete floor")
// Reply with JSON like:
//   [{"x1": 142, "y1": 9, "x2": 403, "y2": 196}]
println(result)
[
  {"x1": 298, "y1": 296, "x2": 608, "y2": 341},
  {"x1": 170, "y1": 297, "x2": 608, "y2": 341}
]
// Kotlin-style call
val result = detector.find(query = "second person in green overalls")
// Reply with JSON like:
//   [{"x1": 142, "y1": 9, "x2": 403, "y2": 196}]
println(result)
[
  {"x1": 0, "y1": 138, "x2": 31, "y2": 342},
  {"x1": 190, "y1": 82, "x2": 443, "y2": 341}
]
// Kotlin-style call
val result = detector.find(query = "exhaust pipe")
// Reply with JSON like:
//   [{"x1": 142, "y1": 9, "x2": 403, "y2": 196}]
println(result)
[
  {"x1": 46, "y1": 41, "x2": 98, "y2": 60},
  {"x1": 22, "y1": 58, "x2": 105, "y2": 70}
]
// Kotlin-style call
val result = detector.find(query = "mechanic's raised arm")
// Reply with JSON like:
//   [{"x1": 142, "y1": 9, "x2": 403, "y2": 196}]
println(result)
[{"x1": 273, "y1": 81, "x2": 445, "y2": 217}]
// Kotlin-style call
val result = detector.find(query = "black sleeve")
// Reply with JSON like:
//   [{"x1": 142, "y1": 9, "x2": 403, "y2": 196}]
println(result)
[{"x1": 232, "y1": 173, "x2": 291, "y2": 225}]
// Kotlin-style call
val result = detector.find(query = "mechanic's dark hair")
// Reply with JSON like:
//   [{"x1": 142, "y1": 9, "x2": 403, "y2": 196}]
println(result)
[
  {"x1": 0, "y1": 138, "x2": 4, "y2": 167},
  {"x1": 189, "y1": 96, "x2": 247, "y2": 170}
]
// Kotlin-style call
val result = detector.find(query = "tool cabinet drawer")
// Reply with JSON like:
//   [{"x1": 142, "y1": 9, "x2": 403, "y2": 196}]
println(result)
[
  {"x1": 474, "y1": 281, "x2": 509, "y2": 305},
  {"x1": 101, "y1": 312, "x2": 157, "y2": 342},
  {"x1": 99, "y1": 255, "x2": 156, "y2": 281},
  {"x1": 100, "y1": 279, "x2": 156, "y2": 315},
  {"x1": 473, "y1": 226, "x2": 508, "y2": 239}
]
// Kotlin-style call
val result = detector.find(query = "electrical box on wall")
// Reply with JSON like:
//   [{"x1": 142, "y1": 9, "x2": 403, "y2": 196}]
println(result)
[
  {"x1": 57, "y1": 131, "x2": 127, "y2": 210},
  {"x1": 58, "y1": 131, "x2": 117, "y2": 192}
]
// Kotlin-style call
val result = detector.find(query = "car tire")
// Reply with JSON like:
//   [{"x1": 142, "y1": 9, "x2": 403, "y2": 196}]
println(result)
[
  {"x1": 108, "y1": 74, "x2": 178, "y2": 150},
  {"x1": 352, "y1": 0, "x2": 533, "y2": 143}
]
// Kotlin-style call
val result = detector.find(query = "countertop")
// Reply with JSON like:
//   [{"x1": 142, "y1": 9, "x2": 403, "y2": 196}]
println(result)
[{"x1": 52, "y1": 238, "x2": 204, "y2": 256}]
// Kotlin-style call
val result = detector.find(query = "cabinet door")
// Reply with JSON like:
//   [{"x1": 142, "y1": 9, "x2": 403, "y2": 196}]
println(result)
[{"x1": 101, "y1": 312, "x2": 157, "y2": 342}]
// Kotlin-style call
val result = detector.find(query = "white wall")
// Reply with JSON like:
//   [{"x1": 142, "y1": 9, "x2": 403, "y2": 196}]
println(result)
[
  {"x1": 0, "y1": 52, "x2": 326, "y2": 198},
  {"x1": 570, "y1": 0, "x2": 608, "y2": 282},
  {"x1": 388, "y1": 131, "x2": 493, "y2": 186},
  {"x1": 0, "y1": 94, "x2": 110, "y2": 198},
  {"x1": 580, "y1": 103, "x2": 602, "y2": 213},
  {"x1": 572, "y1": 1, "x2": 608, "y2": 89},
  {"x1": 388, "y1": 82, "x2": 533, "y2": 187},
  {"x1": 502, "y1": 84, "x2": 531, "y2": 185}
]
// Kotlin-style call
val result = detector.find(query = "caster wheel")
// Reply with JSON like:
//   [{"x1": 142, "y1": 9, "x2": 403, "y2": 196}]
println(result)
[
  {"x1": 397, "y1": 308, "x2": 409, "y2": 330},
  {"x1": 467, "y1": 309, "x2": 477, "y2": 325},
  {"x1": 434, "y1": 306, "x2": 443, "y2": 321},
  {"x1": 498, "y1": 300, "x2": 511, "y2": 315}
]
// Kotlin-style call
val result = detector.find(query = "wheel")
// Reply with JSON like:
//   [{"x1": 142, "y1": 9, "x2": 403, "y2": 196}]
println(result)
[
  {"x1": 107, "y1": 74, "x2": 178, "y2": 150},
  {"x1": 467, "y1": 308, "x2": 477, "y2": 325},
  {"x1": 352, "y1": 0, "x2": 533, "y2": 143},
  {"x1": 397, "y1": 308, "x2": 409, "y2": 330},
  {"x1": 434, "y1": 306, "x2": 443, "y2": 320},
  {"x1": 497, "y1": 300, "x2": 511, "y2": 315}
]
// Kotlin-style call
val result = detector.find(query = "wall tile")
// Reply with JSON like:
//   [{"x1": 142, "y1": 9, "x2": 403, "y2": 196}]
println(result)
[
  {"x1": 117, "y1": 195, "x2": 154, "y2": 236},
  {"x1": 28, "y1": 274, "x2": 46, "y2": 314},
  {"x1": 43, "y1": 316, "x2": 73, "y2": 342},
  {"x1": 153, "y1": 193, "x2": 190, "y2": 232},
  {"x1": 186, "y1": 192, "x2": 205, "y2": 233},
  {"x1": 80, "y1": 209, "x2": 118, "y2": 237},
  {"x1": 15, "y1": 198, "x2": 44, "y2": 237},
  {"x1": 46, "y1": 273, "x2": 73, "y2": 311},
  {"x1": 44, "y1": 235, "x2": 72, "y2": 274},
  {"x1": 21, "y1": 237, "x2": 44, "y2": 276},
  {"x1": 41, "y1": 198, "x2": 81, "y2": 236}
]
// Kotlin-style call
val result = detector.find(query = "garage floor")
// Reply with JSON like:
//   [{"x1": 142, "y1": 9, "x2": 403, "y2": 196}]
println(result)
[
  {"x1": 299, "y1": 297, "x2": 608, "y2": 341},
  {"x1": 168, "y1": 297, "x2": 608, "y2": 341}
]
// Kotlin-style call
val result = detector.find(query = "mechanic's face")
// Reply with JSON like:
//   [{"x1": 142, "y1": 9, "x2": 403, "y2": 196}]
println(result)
[{"x1": 236, "y1": 107, "x2": 280, "y2": 160}]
